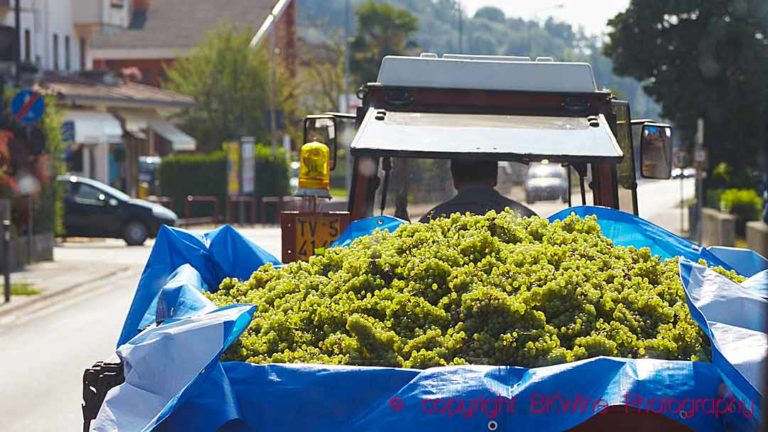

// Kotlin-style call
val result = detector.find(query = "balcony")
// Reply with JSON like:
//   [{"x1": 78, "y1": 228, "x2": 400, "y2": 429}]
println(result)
[{"x1": 72, "y1": 0, "x2": 129, "y2": 29}]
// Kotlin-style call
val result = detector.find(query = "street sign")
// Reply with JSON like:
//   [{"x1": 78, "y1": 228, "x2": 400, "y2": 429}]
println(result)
[
  {"x1": 226, "y1": 141, "x2": 240, "y2": 196},
  {"x1": 280, "y1": 211, "x2": 351, "y2": 262},
  {"x1": 694, "y1": 148, "x2": 707, "y2": 163},
  {"x1": 241, "y1": 137, "x2": 255, "y2": 195},
  {"x1": 11, "y1": 89, "x2": 45, "y2": 125},
  {"x1": 61, "y1": 121, "x2": 75, "y2": 143}
]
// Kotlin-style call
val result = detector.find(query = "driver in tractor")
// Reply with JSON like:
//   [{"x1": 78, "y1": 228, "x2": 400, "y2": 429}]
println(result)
[{"x1": 419, "y1": 159, "x2": 537, "y2": 223}]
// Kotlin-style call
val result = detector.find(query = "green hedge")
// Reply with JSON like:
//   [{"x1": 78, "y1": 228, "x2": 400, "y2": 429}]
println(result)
[
  {"x1": 254, "y1": 145, "x2": 290, "y2": 200},
  {"x1": 720, "y1": 188, "x2": 762, "y2": 237},
  {"x1": 158, "y1": 145, "x2": 290, "y2": 222},
  {"x1": 159, "y1": 151, "x2": 227, "y2": 219}
]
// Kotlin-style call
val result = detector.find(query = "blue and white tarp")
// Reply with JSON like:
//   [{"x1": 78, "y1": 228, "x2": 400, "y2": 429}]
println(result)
[
  {"x1": 94, "y1": 207, "x2": 767, "y2": 432},
  {"x1": 117, "y1": 225, "x2": 280, "y2": 347}
]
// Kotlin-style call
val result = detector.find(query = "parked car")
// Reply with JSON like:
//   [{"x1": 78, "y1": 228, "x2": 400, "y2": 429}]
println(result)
[
  {"x1": 671, "y1": 167, "x2": 696, "y2": 178},
  {"x1": 524, "y1": 162, "x2": 569, "y2": 204},
  {"x1": 58, "y1": 175, "x2": 177, "y2": 246}
]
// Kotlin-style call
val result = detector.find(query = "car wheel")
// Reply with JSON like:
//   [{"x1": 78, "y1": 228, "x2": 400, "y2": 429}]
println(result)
[
  {"x1": 526, "y1": 193, "x2": 535, "y2": 204},
  {"x1": 123, "y1": 221, "x2": 148, "y2": 246}
]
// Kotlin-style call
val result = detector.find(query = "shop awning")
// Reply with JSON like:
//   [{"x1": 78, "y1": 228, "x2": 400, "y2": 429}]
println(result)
[
  {"x1": 116, "y1": 110, "x2": 149, "y2": 139},
  {"x1": 63, "y1": 110, "x2": 123, "y2": 144},
  {"x1": 148, "y1": 118, "x2": 196, "y2": 152},
  {"x1": 114, "y1": 111, "x2": 196, "y2": 152}
]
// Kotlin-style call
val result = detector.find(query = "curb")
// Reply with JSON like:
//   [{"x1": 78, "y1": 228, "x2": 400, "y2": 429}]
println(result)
[{"x1": 0, "y1": 266, "x2": 131, "y2": 319}]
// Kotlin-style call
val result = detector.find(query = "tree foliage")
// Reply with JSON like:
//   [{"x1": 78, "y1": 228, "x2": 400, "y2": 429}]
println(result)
[
  {"x1": 298, "y1": 0, "x2": 661, "y2": 119},
  {"x1": 165, "y1": 23, "x2": 298, "y2": 153},
  {"x1": 297, "y1": 37, "x2": 346, "y2": 114},
  {"x1": 605, "y1": 0, "x2": 768, "y2": 178},
  {"x1": 350, "y1": 0, "x2": 419, "y2": 84}
]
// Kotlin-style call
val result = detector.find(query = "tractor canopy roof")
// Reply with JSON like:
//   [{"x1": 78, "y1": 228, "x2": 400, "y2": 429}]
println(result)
[{"x1": 350, "y1": 54, "x2": 623, "y2": 164}]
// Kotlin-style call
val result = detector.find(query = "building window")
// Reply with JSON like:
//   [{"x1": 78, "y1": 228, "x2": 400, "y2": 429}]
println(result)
[
  {"x1": 23, "y1": 29, "x2": 30, "y2": 62},
  {"x1": 52, "y1": 33, "x2": 59, "y2": 70},
  {"x1": 65, "y1": 36, "x2": 71, "y2": 71},
  {"x1": 80, "y1": 37, "x2": 86, "y2": 70}
]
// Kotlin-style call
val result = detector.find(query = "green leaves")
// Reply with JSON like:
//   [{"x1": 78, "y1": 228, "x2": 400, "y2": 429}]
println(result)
[
  {"x1": 164, "y1": 23, "x2": 297, "y2": 153},
  {"x1": 605, "y1": 0, "x2": 768, "y2": 177},
  {"x1": 350, "y1": 0, "x2": 419, "y2": 84}
]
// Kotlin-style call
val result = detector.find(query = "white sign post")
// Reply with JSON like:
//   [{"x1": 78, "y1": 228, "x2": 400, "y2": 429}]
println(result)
[
  {"x1": 241, "y1": 137, "x2": 255, "y2": 195},
  {"x1": 239, "y1": 137, "x2": 255, "y2": 224}
]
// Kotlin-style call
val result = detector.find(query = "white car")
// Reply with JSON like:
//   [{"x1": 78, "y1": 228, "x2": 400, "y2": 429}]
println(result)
[
  {"x1": 524, "y1": 162, "x2": 569, "y2": 204},
  {"x1": 671, "y1": 167, "x2": 696, "y2": 178}
]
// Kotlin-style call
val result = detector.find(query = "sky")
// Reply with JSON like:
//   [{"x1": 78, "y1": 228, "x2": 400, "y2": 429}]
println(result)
[{"x1": 460, "y1": 0, "x2": 631, "y2": 36}]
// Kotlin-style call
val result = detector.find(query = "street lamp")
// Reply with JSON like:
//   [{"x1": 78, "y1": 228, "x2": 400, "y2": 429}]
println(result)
[
  {"x1": 343, "y1": 0, "x2": 353, "y2": 189},
  {"x1": 528, "y1": 3, "x2": 564, "y2": 56},
  {"x1": 249, "y1": 0, "x2": 294, "y2": 153}
]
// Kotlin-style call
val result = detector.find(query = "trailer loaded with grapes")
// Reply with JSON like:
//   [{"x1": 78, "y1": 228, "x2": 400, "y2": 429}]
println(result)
[{"x1": 83, "y1": 55, "x2": 766, "y2": 432}]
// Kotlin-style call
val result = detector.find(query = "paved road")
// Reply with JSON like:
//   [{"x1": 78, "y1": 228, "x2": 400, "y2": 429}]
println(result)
[
  {"x1": 0, "y1": 268, "x2": 138, "y2": 431},
  {"x1": 0, "y1": 179, "x2": 690, "y2": 430},
  {"x1": 525, "y1": 178, "x2": 694, "y2": 226},
  {"x1": 0, "y1": 227, "x2": 282, "y2": 432}
]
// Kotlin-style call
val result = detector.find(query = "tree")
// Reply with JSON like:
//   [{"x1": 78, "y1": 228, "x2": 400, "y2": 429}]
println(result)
[
  {"x1": 604, "y1": 0, "x2": 768, "y2": 181},
  {"x1": 297, "y1": 39, "x2": 346, "y2": 114},
  {"x1": 350, "y1": 1, "x2": 419, "y2": 219},
  {"x1": 298, "y1": 0, "x2": 661, "y2": 122},
  {"x1": 165, "y1": 23, "x2": 298, "y2": 153},
  {"x1": 350, "y1": 0, "x2": 419, "y2": 84},
  {"x1": 474, "y1": 6, "x2": 506, "y2": 23}
]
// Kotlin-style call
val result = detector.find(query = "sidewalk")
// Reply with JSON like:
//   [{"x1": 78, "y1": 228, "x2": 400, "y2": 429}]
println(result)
[{"x1": 0, "y1": 259, "x2": 131, "y2": 320}]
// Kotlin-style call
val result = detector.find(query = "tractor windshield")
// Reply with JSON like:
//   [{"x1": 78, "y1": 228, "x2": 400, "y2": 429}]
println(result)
[{"x1": 370, "y1": 157, "x2": 595, "y2": 222}]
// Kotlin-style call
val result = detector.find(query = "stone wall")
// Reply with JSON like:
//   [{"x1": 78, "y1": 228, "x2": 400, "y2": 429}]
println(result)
[
  {"x1": 701, "y1": 208, "x2": 735, "y2": 247},
  {"x1": 746, "y1": 221, "x2": 768, "y2": 258}
]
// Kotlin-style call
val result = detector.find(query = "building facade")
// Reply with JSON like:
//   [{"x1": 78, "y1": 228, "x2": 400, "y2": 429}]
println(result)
[
  {"x1": 90, "y1": 0, "x2": 297, "y2": 87},
  {"x1": 0, "y1": 0, "x2": 132, "y2": 75}
]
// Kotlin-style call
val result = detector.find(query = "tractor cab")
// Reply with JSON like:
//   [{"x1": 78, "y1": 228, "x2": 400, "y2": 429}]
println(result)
[{"x1": 287, "y1": 54, "x2": 673, "y2": 262}]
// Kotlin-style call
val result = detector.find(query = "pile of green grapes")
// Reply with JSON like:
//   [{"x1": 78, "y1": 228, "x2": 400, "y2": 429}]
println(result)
[{"x1": 209, "y1": 211, "x2": 744, "y2": 369}]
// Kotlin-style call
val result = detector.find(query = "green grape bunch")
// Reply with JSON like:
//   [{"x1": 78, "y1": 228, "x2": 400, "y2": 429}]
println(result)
[{"x1": 208, "y1": 211, "x2": 744, "y2": 369}]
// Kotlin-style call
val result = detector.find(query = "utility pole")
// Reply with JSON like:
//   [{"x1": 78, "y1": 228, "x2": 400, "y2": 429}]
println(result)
[
  {"x1": 269, "y1": 28, "x2": 278, "y2": 153},
  {"x1": 14, "y1": 0, "x2": 21, "y2": 84},
  {"x1": 343, "y1": 0, "x2": 350, "y2": 113},
  {"x1": 344, "y1": 0, "x2": 352, "y2": 189},
  {"x1": 529, "y1": 4, "x2": 564, "y2": 57},
  {"x1": 457, "y1": 1, "x2": 463, "y2": 53},
  {"x1": 693, "y1": 118, "x2": 705, "y2": 242}
]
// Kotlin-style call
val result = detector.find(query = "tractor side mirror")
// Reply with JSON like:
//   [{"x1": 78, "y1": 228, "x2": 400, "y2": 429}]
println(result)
[
  {"x1": 640, "y1": 123, "x2": 673, "y2": 179},
  {"x1": 303, "y1": 115, "x2": 338, "y2": 170}
]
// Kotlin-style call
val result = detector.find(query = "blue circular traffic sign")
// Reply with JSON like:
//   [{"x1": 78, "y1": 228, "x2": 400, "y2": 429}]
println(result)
[{"x1": 11, "y1": 89, "x2": 45, "y2": 125}]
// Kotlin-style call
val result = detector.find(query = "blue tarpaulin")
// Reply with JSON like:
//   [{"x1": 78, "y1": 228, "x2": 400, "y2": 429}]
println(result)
[
  {"x1": 330, "y1": 215, "x2": 406, "y2": 248},
  {"x1": 117, "y1": 225, "x2": 280, "y2": 347},
  {"x1": 95, "y1": 207, "x2": 767, "y2": 432}
]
